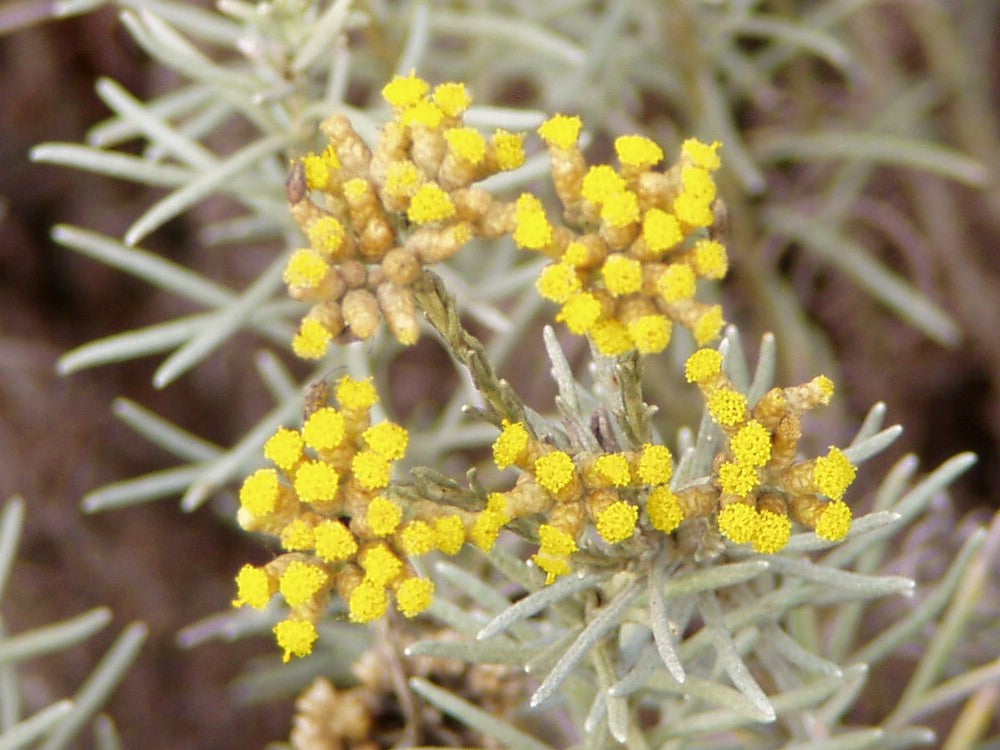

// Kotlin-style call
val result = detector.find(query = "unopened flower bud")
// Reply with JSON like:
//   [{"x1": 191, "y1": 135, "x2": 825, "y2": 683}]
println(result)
[
  {"x1": 341, "y1": 288, "x2": 381, "y2": 340},
  {"x1": 376, "y1": 281, "x2": 419, "y2": 345}
]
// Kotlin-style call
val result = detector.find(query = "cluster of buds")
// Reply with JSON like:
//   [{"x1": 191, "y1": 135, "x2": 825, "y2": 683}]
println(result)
[
  {"x1": 231, "y1": 375, "x2": 470, "y2": 661},
  {"x1": 522, "y1": 115, "x2": 729, "y2": 355},
  {"x1": 285, "y1": 71, "x2": 527, "y2": 358},
  {"x1": 471, "y1": 421, "x2": 677, "y2": 582},
  {"x1": 243, "y1": 77, "x2": 868, "y2": 664},
  {"x1": 680, "y1": 348, "x2": 857, "y2": 553},
  {"x1": 468, "y1": 350, "x2": 859, "y2": 584}
]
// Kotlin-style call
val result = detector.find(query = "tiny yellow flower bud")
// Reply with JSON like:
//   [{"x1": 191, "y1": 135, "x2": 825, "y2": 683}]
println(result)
[
  {"x1": 239, "y1": 469, "x2": 281, "y2": 517},
  {"x1": 382, "y1": 70, "x2": 429, "y2": 109},
  {"x1": 536, "y1": 262, "x2": 583, "y2": 303},
  {"x1": 274, "y1": 618, "x2": 318, "y2": 662},
  {"x1": 513, "y1": 193, "x2": 553, "y2": 250},
  {"x1": 538, "y1": 114, "x2": 583, "y2": 150},
  {"x1": 753, "y1": 508, "x2": 791, "y2": 554},
  {"x1": 284, "y1": 249, "x2": 329, "y2": 291},
  {"x1": 349, "y1": 580, "x2": 388, "y2": 623},
  {"x1": 581, "y1": 165, "x2": 626, "y2": 206},
  {"x1": 395, "y1": 577, "x2": 434, "y2": 617},
  {"x1": 294, "y1": 461, "x2": 340, "y2": 505},
  {"x1": 432, "y1": 81, "x2": 472, "y2": 117},
  {"x1": 656, "y1": 263, "x2": 697, "y2": 303},
  {"x1": 432, "y1": 515, "x2": 466, "y2": 555},
  {"x1": 233, "y1": 564, "x2": 276, "y2": 609},
  {"x1": 537, "y1": 524, "x2": 578, "y2": 557},
  {"x1": 399, "y1": 520, "x2": 436, "y2": 556},
  {"x1": 591, "y1": 453, "x2": 632, "y2": 487},
  {"x1": 812, "y1": 447, "x2": 857, "y2": 501},
  {"x1": 590, "y1": 318, "x2": 633, "y2": 356},
  {"x1": 638, "y1": 444, "x2": 674, "y2": 486},
  {"x1": 335, "y1": 375, "x2": 379, "y2": 411},
  {"x1": 685, "y1": 348, "x2": 723, "y2": 384},
  {"x1": 534, "y1": 451, "x2": 576, "y2": 494},
  {"x1": 647, "y1": 487, "x2": 683, "y2": 533},
  {"x1": 363, "y1": 421, "x2": 409, "y2": 460},
  {"x1": 642, "y1": 208, "x2": 682, "y2": 255},
  {"x1": 694, "y1": 304, "x2": 725, "y2": 345},
  {"x1": 627, "y1": 314, "x2": 672, "y2": 355},
  {"x1": 292, "y1": 316, "x2": 334, "y2": 360},
  {"x1": 692, "y1": 239, "x2": 728, "y2": 279},
  {"x1": 493, "y1": 421, "x2": 530, "y2": 470},
  {"x1": 730, "y1": 420, "x2": 772, "y2": 468},
  {"x1": 313, "y1": 519, "x2": 358, "y2": 562},
  {"x1": 681, "y1": 138, "x2": 723, "y2": 171},
  {"x1": 407, "y1": 183, "x2": 456, "y2": 224},
  {"x1": 366, "y1": 496, "x2": 403, "y2": 537},
  {"x1": 361, "y1": 544, "x2": 403, "y2": 587},
  {"x1": 490, "y1": 129, "x2": 526, "y2": 171},
  {"x1": 444, "y1": 127, "x2": 487, "y2": 165},
  {"x1": 601, "y1": 255, "x2": 643, "y2": 297},
  {"x1": 815, "y1": 499, "x2": 852, "y2": 541},
  {"x1": 595, "y1": 500, "x2": 639, "y2": 544},
  {"x1": 556, "y1": 292, "x2": 603, "y2": 334},
  {"x1": 264, "y1": 428, "x2": 304, "y2": 472},
  {"x1": 302, "y1": 407, "x2": 346, "y2": 451},
  {"x1": 718, "y1": 460, "x2": 760, "y2": 497},
  {"x1": 351, "y1": 450, "x2": 392, "y2": 490},
  {"x1": 718, "y1": 501, "x2": 758, "y2": 544},
  {"x1": 615, "y1": 134, "x2": 663, "y2": 168},
  {"x1": 280, "y1": 561, "x2": 329, "y2": 608}
]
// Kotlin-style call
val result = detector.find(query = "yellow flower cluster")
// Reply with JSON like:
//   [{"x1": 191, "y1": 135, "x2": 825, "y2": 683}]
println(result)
[
  {"x1": 286, "y1": 71, "x2": 527, "y2": 358},
  {"x1": 683, "y1": 348, "x2": 857, "y2": 553},
  {"x1": 526, "y1": 115, "x2": 728, "y2": 355},
  {"x1": 475, "y1": 420, "x2": 676, "y2": 583},
  {"x1": 232, "y1": 375, "x2": 468, "y2": 661},
  {"x1": 462, "y1": 352, "x2": 859, "y2": 588}
]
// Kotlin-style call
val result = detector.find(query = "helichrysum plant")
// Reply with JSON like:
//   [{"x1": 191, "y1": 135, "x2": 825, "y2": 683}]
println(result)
[
  {"x1": 217, "y1": 72, "x2": 997, "y2": 748},
  {"x1": 29, "y1": 2, "x2": 1000, "y2": 749}
]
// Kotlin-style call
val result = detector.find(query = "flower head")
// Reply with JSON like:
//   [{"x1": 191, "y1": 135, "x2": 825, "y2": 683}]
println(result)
[
  {"x1": 395, "y1": 577, "x2": 434, "y2": 617},
  {"x1": 538, "y1": 114, "x2": 583, "y2": 149},
  {"x1": 638, "y1": 444, "x2": 674, "y2": 486},
  {"x1": 595, "y1": 500, "x2": 639, "y2": 544},
  {"x1": 302, "y1": 408, "x2": 346, "y2": 451},
  {"x1": 813, "y1": 447, "x2": 857, "y2": 501},
  {"x1": 233, "y1": 564, "x2": 275, "y2": 609},
  {"x1": 534, "y1": 451, "x2": 576, "y2": 494},
  {"x1": 240, "y1": 469, "x2": 281, "y2": 517},
  {"x1": 647, "y1": 487, "x2": 683, "y2": 533},
  {"x1": 280, "y1": 561, "x2": 329, "y2": 608},
  {"x1": 274, "y1": 619, "x2": 318, "y2": 662}
]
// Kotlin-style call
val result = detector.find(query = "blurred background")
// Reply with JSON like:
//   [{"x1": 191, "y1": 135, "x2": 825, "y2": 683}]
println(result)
[{"x1": 1, "y1": 1, "x2": 998, "y2": 747}]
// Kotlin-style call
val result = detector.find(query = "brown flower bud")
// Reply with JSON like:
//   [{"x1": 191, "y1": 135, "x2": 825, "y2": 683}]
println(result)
[
  {"x1": 675, "y1": 483, "x2": 721, "y2": 519},
  {"x1": 505, "y1": 474, "x2": 554, "y2": 518},
  {"x1": 310, "y1": 300, "x2": 346, "y2": 340},
  {"x1": 477, "y1": 199, "x2": 516, "y2": 239},
  {"x1": 548, "y1": 500, "x2": 587, "y2": 539},
  {"x1": 376, "y1": 281, "x2": 419, "y2": 345},
  {"x1": 339, "y1": 260, "x2": 368, "y2": 289},
  {"x1": 381, "y1": 248, "x2": 421, "y2": 286},
  {"x1": 768, "y1": 415, "x2": 801, "y2": 469},
  {"x1": 410, "y1": 127, "x2": 447, "y2": 176},
  {"x1": 341, "y1": 288, "x2": 381, "y2": 340},
  {"x1": 320, "y1": 115, "x2": 372, "y2": 176}
]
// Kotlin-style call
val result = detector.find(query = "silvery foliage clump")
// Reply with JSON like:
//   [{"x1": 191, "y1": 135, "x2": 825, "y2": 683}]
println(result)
[
  {"x1": 24, "y1": 0, "x2": 1000, "y2": 748},
  {"x1": 0, "y1": 498, "x2": 145, "y2": 750}
]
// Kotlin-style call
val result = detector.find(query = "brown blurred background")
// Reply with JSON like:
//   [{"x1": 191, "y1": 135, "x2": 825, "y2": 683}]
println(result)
[{"x1": 1, "y1": 5, "x2": 998, "y2": 749}]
